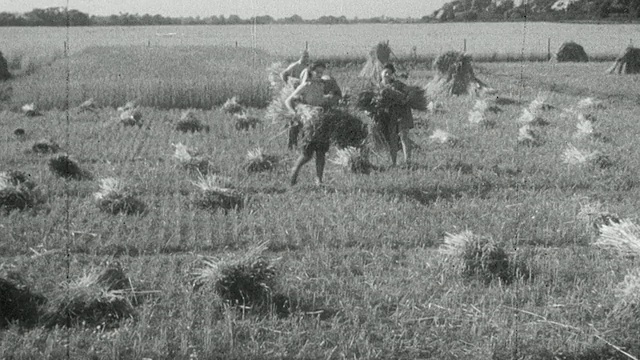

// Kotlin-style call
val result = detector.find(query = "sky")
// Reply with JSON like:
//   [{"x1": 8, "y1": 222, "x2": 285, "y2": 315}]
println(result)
[{"x1": 3, "y1": 0, "x2": 450, "y2": 19}]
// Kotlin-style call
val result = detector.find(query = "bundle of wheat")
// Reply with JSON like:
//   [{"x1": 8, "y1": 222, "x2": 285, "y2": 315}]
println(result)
[
  {"x1": 0, "y1": 277, "x2": 46, "y2": 328},
  {"x1": 13, "y1": 128, "x2": 26, "y2": 140},
  {"x1": 244, "y1": 148, "x2": 279, "y2": 173},
  {"x1": 607, "y1": 46, "x2": 640, "y2": 74},
  {"x1": 94, "y1": 178, "x2": 146, "y2": 215},
  {"x1": 331, "y1": 146, "x2": 374, "y2": 175},
  {"x1": 119, "y1": 107, "x2": 143, "y2": 127},
  {"x1": 49, "y1": 154, "x2": 91, "y2": 180},
  {"x1": 172, "y1": 143, "x2": 213, "y2": 175},
  {"x1": 528, "y1": 92, "x2": 555, "y2": 112},
  {"x1": 577, "y1": 201, "x2": 621, "y2": 234},
  {"x1": 517, "y1": 108, "x2": 549, "y2": 126},
  {"x1": 439, "y1": 231, "x2": 518, "y2": 284},
  {"x1": 176, "y1": 109, "x2": 209, "y2": 133},
  {"x1": 222, "y1": 96, "x2": 244, "y2": 115},
  {"x1": 21, "y1": 103, "x2": 42, "y2": 117},
  {"x1": 594, "y1": 219, "x2": 640, "y2": 258},
  {"x1": 0, "y1": 170, "x2": 40, "y2": 213},
  {"x1": 426, "y1": 51, "x2": 494, "y2": 96},
  {"x1": 577, "y1": 97, "x2": 606, "y2": 110},
  {"x1": 429, "y1": 129, "x2": 459, "y2": 146},
  {"x1": 610, "y1": 268, "x2": 640, "y2": 321},
  {"x1": 555, "y1": 41, "x2": 589, "y2": 62},
  {"x1": 562, "y1": 144, "x2": 612, "y2": 168},
  {"x1": 77, "y1": 98, "x2": 97, "y2": 113},
  {"x1": 265, "y1": 84, "x2": 297, "y2": 125},
  {"x1": 473, "y1": 99, "x2": 502, "y2": 114},
  {"x1": 329, "y1": 110, "x2": 368, "y2": 149},
  {"x1": 234, "y1": 113, "x2": 261, "y2": 131},
  {"x1": 468, "y1": 109, "x2": 496, "y2": 128},
  {"x1": 31, "y1": 138, "x2": 60, "y2": 154},
  {"x1": 359, "y1": 41, "x2": 392, "y2": 81},
  {"x1": 44, "y1": 264, "x2": 136, "y2": 329},
  {"x1": 192, "y1": 241, "x2": 278, "y2": 312},
  {"x1": 192, "y1": 174, "x2": 244, "y2": 213},
  {"x1": 517, "y1": 125, "x2": 543, "y2": 147}
]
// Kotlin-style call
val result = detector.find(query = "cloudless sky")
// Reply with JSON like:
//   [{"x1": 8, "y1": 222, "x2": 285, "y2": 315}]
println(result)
[{"x1": 3, "y1": 0, "x2": 450, "y2": 19}]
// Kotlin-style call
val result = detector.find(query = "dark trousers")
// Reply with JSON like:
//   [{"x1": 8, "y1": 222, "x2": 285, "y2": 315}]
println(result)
[{"x1": 287, "y1": 123, "x2": 301, "y2": 150}]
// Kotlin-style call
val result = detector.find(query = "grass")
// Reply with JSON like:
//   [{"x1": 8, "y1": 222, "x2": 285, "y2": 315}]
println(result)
[{"x1": 2, "y1": 54, "x2": 640, "y2": 358}]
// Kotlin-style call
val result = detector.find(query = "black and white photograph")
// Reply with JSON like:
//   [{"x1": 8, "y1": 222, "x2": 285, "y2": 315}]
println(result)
[{"x1": 1, "y1": 0, "x2": 640, "y2": 358}]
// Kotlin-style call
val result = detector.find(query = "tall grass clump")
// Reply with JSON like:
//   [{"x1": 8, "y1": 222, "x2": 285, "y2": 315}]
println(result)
[{"x1": 9, "y1": 46, "x2": 274, "y2": 110}]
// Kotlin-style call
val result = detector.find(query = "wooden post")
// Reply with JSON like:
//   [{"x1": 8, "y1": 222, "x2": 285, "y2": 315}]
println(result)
[
  {"x1": 148, "y1": 40, "x2": 151, "y2": 47},
  {"x1": 305, "y1": 41, "x2": 308, "y2": 51},
  {"x1": 547, "y1": 38, "x2": 551, "y2": 61},
  {"x1": 463, "y1": 39, "x2": 467, "y2": 52},
  {"x1": 235, "y1": 41, "x2": 238, "y2": 47}
]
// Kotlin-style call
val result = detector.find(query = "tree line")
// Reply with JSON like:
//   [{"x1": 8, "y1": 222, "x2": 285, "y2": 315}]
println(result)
[
  {"x1": 0, "y1": 8, "x2": 421, "y2": 27},
  {"x1": 2, "y1": 3, "x2": 640, "y2": 27}
]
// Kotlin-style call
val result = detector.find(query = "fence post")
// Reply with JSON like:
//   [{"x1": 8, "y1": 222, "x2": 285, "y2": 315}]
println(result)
[
  {"x1": 235, "y1": 41, "x2": 238, "y2": 47},
  {"x1": 463, "y1": 39, "x2": 467, "y2": 52},
  {"x1": 547, "y1": 38, "x2": 551, "y2": 61}
]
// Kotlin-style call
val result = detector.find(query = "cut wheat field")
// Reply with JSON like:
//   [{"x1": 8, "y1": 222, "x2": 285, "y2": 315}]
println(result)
[{"x1": 1, "y1": 45, "x2": 640, "y2": 360}]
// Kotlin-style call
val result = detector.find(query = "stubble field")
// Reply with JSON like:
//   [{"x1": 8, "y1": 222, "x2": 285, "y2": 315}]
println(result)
[{"x1": 1, "y1": 41, "x2": 640, "y2": 359}]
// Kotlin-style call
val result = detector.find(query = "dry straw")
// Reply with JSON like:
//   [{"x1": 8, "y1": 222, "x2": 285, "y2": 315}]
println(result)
[
  {"x1": 192, "y1": 241, "x2": 279, "y2": 311},
  {"x1": 331, "y1": 146, "x2": 374, "y2": 175},
  {"x1": 172, "y1": 143, "x2": 213, "y2": 175},
  {"x1": 94, "y1": 177, "x2": 146, "y2": 215},
  {"x1": 0, "y1": 171, "x2": 36, "y2": 213},
  {"x1": 562, "y1": 144, "x2": 613, "y2": 168},
  {"x1": 517, "y1": 125, "x2": 543, "y2": 147},
  {"x1": 222, "y1": 96, "x2": 244, "y2": 115},
  {"x1": 577, "y1": 97, "x2": 606, "y2": 110},
  {"x1": 21, "y1": 103, "x2": 42, "y2": 117},
  {"x1": 44, "y1": 264, "x2": 137, "y2": 329},
  {"x1": 176, "y1": 109, "x2": 209, "y2": 133},
  {"x1": 429, "y1": 129, "x2": 459, "y2": 146},
  {"x1": 244, "y1": 148, "x2": 279, "y2": 173},
  {"x1": 611, "y1": 268, "x2": 640, "y2": 320},
  {"x1": 192, "y1": 174, "x2": 244, "y2": 213},
  {"x1": 439, "y1": 231, "x2": 518, "y2": 284},
  {"x1": 577, "y1": 200, "x2": 621, "y2": 233},
  {"x1": 594, "y1": 219, "x2": 640, "y2": 258},
  {"x1": 119, "y1": 107, "x2": 143, "y2": 127}
]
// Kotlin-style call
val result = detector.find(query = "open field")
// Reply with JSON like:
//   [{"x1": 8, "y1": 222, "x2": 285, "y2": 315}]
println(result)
[
  {"x1": 2, "y1": 44, "x2": 640, "y2": 359},
  {"x1": 2, "y1": 22, "x2": 640, "y2": 62}
]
